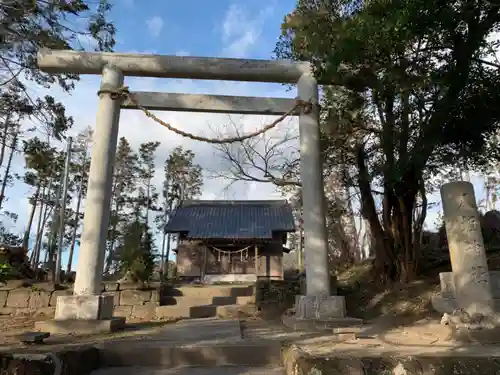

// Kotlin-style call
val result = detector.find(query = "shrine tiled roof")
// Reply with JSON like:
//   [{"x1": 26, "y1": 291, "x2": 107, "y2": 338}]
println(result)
[{"x1": 164, "y1": 200, "x2": 295, "y2": 239}]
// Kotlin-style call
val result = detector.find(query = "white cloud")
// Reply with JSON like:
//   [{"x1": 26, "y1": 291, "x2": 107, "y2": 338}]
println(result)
[
  {"x1": 146, "y1": 16, "x2": 164, "y2": 38},
  {"x1": 175, "y1": 50, "x2": 190, "y2": 56},
  {"x1": 219, "y1": 4, "x2": 274, "y2": 58}
]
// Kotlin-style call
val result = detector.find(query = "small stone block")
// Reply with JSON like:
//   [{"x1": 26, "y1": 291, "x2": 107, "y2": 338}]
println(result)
[
  {"x1": 19, "y1": 331, "x2": 50, "y2": 344},
  {"x1": 335, "y1": 333, "x2": 357, "y2": 341},
  {"x1": 34, "y1": 317, "x2": 125, "y2": 335},
  {"x1": 332, "y1": 326, "x2": 362, "y2": 334}
]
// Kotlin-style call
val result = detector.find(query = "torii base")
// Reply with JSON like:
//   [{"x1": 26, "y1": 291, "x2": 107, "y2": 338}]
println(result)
[{"x1": 34, "y1": 294, "x2": 125, "y2": 335}]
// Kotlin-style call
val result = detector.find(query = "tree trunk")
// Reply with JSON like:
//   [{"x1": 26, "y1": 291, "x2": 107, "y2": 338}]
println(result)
[
  {"x1": 162, "y1": 200, "x2": 174, "y2": 276},
  {"x1": 0, "y1": 131, "x2": 17, "y2": 210},
  {"x1": 345, "y1": 186, "x2": 361, "y2": 262},
  {"x1": 163, "y1": 233, "x2": 172, "y2": 276},
  {"x1": 356, "y1": 144, "x2": 397, "y2": 282},
  {"x1": 23, "y1": 185, "x2": 41, "y2": 250},
  {"x1": 31, "y1": 185, "x2": 46, "y2": 267},
  {"x1": 34, "y1": 180, "x2": 53, "y2": 267},
  {"x1": 0, "y1": 113, "x2": 11, "y2": 168},
  {"x1": 145, "y1": 179, "x2": 151, "y2": 226},
  {"x1": 66, "y1": 182, "x2": 84, "y2": 273}
]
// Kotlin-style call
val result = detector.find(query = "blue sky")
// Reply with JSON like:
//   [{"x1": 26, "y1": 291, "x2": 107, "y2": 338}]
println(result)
[
  {"x1": 5, "y1": 0, "x2": 300, "y2": 269},
  {"x1": 2, "y1": 0, "x2": 495, "y2": 270}
]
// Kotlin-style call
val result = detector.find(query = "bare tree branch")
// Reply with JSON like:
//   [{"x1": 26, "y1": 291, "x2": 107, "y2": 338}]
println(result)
[{"x1": 208, "y1": 116, "x2": 301, "y2": 187}]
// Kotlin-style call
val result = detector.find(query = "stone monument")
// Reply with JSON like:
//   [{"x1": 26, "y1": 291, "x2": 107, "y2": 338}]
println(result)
[
  {"x1": 436, "y1": 181, "x2": 500, "y2": 341},
  {"x1": 440, "y1": 181, "x2": 494, "y2": 317}
]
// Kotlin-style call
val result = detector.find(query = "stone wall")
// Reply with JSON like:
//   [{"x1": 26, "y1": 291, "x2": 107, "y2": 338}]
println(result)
[
  {"x1": 0, "y1": 281, "x2": 256, "y2": 320},
  {"x1": 0, "y1": 281, "x2": 167, "y2": 320}
]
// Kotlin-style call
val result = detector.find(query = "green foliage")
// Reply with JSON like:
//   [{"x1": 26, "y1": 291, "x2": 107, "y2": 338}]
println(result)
[
  {"x1": 117, "y1": 221, "x2": 157, "y2": 283},
  {"x1": 255, "y1": 279, "x2": 301, "y2": 309},
  {"x1": 0, "y1": 227, "x2": 22, "y2": 247},
  {"x1": 276, "y1": 0, "x2": 500, "y2": 282},
  {"x1": 164, "y1": 146, "x2": 203, "y2": 206},
  {"x1": 0, "y1": 263, "x2": 13, "y2": 283},
  {"x1": 135, "y1": 141, "x2": 161, "y2": 221},
  {"x1": 278, "y1": 0, "x2": 500, "y2": 172},
  {"x1": 1, "y1": 0, "x2": 116, "y2": 91},
  {"x1": 161, "y1": 261, "x2": 177, "y2": 281},
  {"x1": 0, "y1": 1, "x2": 116, "y2": 273},
  {"x1": 104, "y1": 137, "x2": 140, "y2": 273}
]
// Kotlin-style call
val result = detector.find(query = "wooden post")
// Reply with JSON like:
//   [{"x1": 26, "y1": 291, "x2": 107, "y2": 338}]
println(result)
[{"x1": 254, "y1": 245, "x2": 259, "y2": 280}]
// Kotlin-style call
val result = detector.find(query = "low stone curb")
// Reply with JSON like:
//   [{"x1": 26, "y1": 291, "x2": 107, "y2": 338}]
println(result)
[
  {"x1": 282, "y1": 344, "x2": 500, "y2": 375},
  {"x1": 0, "y1": 346, "x2": 100, "y2": 375}
]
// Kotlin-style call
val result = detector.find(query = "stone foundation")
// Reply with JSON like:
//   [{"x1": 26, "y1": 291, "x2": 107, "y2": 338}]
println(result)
[
  {"x1": 203, "y1": 274, "x2": 257, "y2": 284},
  {"x1": 35, "y1": 317, "x2": 125, "y2": 335},
  {"x1": 432, "y1": 271, "x2": 500, "y2": 314},
  {"x1": 55, "y1": 295, "x2": 114, "y2": 320},
  {"x1": 295, "y1": 294, "x2": 346, "y2": 319}
]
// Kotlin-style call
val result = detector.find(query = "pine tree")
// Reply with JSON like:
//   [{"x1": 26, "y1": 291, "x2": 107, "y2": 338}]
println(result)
[
  {"x1": 116, "y1": 221, "x2": 156, "y2": 284},
  {"x1": 66, "y1": 127, "x2": 93, "y2": 273},
  {"x1": 158, "y1": 146, "x2": 203, "y2": 275},
  {"x1": 136, "y1": 141, "x2": 161, "y2": 226},
  {"x1": 105, "y1": 137, "x2": 139, "y2": 274}
]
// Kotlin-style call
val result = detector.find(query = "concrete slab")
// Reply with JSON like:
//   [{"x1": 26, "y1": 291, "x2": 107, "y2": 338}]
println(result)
[
  {"x1": 97, "y1": 344, "x2": 284, "y2": 367},
  {"x1": 94, "y1": 318, "x2": 242, "y2": 348},
  {"x1": 282, "y1": 314, "x2": 363, "y2": 332},
  {"x1": 90, "y1": 366, "x2": 285, "y2": 375},
  {"x1": 152, "y1": 318, "x2": 242, "y2": 345},
  {"x1": 93, "y1": 318, "x2": 285, "y2": 367},
  {"x1": 34, "y1": 317, "x2": 125, "y2": 335}
]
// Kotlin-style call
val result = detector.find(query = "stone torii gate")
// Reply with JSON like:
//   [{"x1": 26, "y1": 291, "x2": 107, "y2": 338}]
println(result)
[{"x1": 35, "y1": 49, "x2": 343, "y2": 332}]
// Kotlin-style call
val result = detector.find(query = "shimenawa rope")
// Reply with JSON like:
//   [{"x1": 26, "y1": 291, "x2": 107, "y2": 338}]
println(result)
[{"x1": 97, "y1": 86, "x2": 312, "y2": 144}]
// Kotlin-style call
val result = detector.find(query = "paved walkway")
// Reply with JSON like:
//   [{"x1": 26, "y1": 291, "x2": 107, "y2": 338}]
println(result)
[{"x1": 91, "y1": 318, "x2": 285, "y2": 374}]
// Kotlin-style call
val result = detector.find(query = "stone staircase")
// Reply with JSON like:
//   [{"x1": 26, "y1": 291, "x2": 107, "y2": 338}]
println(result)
[
  {"x1": 89, "y1": 318, "x2": 285, "y2": 375},
  {"x1": 155, "y1": 284, "x2": 256, "y2": 320}
]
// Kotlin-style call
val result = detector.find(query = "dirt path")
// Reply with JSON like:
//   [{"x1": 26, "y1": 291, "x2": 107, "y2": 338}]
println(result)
[{"x1": 0, "y1": 316, "x2": 179, "y2": 348}]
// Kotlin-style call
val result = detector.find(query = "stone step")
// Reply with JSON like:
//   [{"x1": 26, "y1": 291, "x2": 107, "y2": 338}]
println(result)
[
  {"x1": 161, "y1": 295, "x2": 254, "y2": 307},
  {"x1": 163, "y1": 285, "x2": 254, "y2": 298},
  {"x1": 97, "y1": 344, "x2": 283, "y2": 367},
  {"x1": 91, "y1": 366, "x2": 285, "y2": 375},
  {"x1": 155, "y1": 304, "x2": 254, "y2": 319}
]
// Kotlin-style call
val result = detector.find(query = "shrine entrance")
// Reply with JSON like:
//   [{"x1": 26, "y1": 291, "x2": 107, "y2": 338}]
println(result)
[{"x1": 36, "y1": 49, "x2": 333, "y2": 323}]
